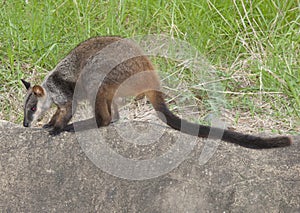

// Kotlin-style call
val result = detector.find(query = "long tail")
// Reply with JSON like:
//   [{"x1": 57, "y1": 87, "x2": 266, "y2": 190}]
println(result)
[{"x1": 145, "y1": 90, "x2": 292, "y2": 149}]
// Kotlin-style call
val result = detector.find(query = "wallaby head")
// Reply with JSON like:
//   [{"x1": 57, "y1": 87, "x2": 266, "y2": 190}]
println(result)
[{"x1": 21, "y1": 79, "x2": 52, "y2": 127}]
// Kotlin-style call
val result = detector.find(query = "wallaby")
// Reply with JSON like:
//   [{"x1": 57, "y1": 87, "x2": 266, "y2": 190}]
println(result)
[{"x1": 21, "y1": 36, "x2": 292, "y2": 149}]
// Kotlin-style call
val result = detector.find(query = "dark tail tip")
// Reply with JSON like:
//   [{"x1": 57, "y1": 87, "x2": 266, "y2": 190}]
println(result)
[
  {"x1": 263, "y1": 136, "x2": 293, "y2": 148},
  {"x1": 222, "y1": 130, "x2": 293, "y2": 149},
  {"x1": 243, "y1": 135, "x2": 293, "y2": 149}
]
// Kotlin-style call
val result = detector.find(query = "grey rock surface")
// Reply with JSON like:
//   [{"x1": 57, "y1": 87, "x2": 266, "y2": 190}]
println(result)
[{"x1": 0, "y1": 120, "x2": 299, "y2": 212}]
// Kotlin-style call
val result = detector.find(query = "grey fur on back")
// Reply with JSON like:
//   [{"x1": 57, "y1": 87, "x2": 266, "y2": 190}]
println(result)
[{"x1": 42, "y1": 36, "x2": 125, "y2": 106}]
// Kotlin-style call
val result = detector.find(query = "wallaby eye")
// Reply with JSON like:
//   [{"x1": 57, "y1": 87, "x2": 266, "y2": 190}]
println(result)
[{"x1": 31, "y1": 106, "x2": 37, "y2": 112}]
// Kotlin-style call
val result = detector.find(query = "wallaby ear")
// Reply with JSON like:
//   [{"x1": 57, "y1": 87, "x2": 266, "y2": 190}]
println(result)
[
  {"x1": 21, "y1": 79, "x2": 31, "y2": 90},
  {"x1": 32, "y1": 85, "x2": 45, "y2": 97}
]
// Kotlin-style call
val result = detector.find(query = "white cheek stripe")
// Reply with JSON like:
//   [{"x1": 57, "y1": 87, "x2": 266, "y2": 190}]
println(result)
[
  {"x1": 32, "y1": 106, "x2": 42, "y2": 123},
  {"x1": 32, "y1": 91, "x2": 53, "y2": 125}
]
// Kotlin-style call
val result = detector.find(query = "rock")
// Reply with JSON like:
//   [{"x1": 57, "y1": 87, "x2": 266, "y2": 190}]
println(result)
[{"x1": 0, "y1": 120, "x2": 299, "y2": 212}]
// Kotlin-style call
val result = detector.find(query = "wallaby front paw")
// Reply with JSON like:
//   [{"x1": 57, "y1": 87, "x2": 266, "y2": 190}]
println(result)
[{"x1": 48, "y1": 128, "x2": 63, "y2": 136}]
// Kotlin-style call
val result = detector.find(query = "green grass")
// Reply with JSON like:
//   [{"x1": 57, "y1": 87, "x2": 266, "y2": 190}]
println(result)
[{"x1": 0, "y1": 0, "x2": 299, "y2": 133}]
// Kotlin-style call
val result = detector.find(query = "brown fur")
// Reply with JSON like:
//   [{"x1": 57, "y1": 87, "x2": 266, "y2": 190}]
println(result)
[{"x1": 46, "y1": 101, "x2": 73, "y2": 131}]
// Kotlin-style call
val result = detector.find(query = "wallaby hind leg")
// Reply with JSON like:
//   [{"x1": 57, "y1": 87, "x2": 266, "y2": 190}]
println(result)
[
  {"x1": 95, "y1": 96, "x2": 112, "y2": 127},
  {"x1": 111, "y1": 102, "x2": 120, "y2": 123}
]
